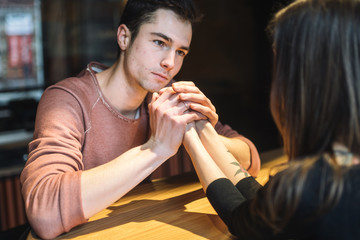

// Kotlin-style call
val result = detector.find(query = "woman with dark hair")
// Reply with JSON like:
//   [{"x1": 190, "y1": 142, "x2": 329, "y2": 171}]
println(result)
[{"x1": 182, "y1": 0, "x2": 360, "y2": 239}]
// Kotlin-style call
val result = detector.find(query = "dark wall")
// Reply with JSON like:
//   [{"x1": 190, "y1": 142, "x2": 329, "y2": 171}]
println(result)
[{"x1": 177, "y1": 0, "x2": 285, "y2": 151}]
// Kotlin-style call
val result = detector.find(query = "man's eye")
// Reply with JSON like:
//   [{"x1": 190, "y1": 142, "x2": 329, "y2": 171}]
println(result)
[
  {"x1": 177, "y1": 50, "x2": 186, "y2": 57},
  {"x1": 154, "y1": 40, "x2": 165, "y2": 47}
]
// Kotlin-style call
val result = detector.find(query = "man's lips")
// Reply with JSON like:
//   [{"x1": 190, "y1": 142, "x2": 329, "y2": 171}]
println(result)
[{"x1": 152, "y1": 72, "x2": 169, "y2": 81}]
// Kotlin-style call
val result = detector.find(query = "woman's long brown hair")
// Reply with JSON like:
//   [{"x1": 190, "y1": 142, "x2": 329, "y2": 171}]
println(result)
[{"x1": 254, "y1": 0, "x2": 360, "y2": 233}]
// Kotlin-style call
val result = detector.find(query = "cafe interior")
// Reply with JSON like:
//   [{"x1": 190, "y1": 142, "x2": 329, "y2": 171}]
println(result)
[{"x1": 0, "y1": 0, "x2": 287, "y2": 239}]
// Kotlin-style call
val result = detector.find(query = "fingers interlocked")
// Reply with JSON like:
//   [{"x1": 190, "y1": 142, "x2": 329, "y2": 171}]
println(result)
[{"x1": 183, "y1": 101, "x2": 189, "y2": 111}]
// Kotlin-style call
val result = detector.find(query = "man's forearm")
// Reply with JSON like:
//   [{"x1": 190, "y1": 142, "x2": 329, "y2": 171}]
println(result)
[{"x1": 81, "y1": 140, "x2": 170, "y2": 219}]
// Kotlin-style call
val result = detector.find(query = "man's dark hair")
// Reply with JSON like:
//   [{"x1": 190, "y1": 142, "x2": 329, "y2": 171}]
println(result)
[{"x1": 119, "y1": 0, "x2": 202, "y2": 48}]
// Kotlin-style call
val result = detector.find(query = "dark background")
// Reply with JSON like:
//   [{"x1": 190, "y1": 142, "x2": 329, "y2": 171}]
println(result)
[{"x1": 180, "y1": 0, "x2": 287, "y2": 151}]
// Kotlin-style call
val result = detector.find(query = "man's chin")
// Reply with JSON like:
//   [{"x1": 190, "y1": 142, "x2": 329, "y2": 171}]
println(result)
[
  {"x1": 148, "y1": 86, "x2": 162, "y2": 93},
  {"x1": 148, "y1": 82, "x2": 172, "y2": 93}
]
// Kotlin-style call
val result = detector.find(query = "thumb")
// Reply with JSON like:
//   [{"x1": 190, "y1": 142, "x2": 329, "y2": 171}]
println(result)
[{"x1": 151, "y1": 92, "x2": 160, "y2": 103}]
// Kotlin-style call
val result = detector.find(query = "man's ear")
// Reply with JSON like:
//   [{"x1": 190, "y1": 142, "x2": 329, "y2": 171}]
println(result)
[{"x1": 117, "y1": 24, "x2": 131, "y2": 51}]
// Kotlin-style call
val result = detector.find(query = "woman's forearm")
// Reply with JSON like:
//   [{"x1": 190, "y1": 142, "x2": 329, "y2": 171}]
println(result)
[
  {"x1": 183, "y1": 124, "x2": 226, "y2": 191},
  {"x1": 195, "y1": 120, "x2": 250, "y2": 184}
]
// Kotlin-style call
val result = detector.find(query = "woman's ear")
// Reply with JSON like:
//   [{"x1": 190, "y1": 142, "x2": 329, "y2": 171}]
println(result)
[{"x1": 117, "y1": 24, "x2": 131, "y2": 51}]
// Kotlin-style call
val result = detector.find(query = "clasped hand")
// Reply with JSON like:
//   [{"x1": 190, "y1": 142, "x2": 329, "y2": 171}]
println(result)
[{"x1": 148, "y1": 81, "x2": 218, "y2": 157}]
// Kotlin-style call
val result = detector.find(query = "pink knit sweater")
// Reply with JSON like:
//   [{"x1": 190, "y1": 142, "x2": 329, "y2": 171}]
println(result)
[{"x1": 20, "y1": 62, "x2": 259, "y2": 239}]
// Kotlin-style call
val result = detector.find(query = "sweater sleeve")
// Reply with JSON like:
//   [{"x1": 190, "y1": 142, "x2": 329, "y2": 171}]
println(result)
[{"x1": 20, "y1": 86, "x2": 87, "y2": 239}]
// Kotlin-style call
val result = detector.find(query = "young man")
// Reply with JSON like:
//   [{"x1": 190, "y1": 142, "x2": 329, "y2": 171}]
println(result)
[{"x1": 20, "y1": 0, "x2": 260, "y2": 239}]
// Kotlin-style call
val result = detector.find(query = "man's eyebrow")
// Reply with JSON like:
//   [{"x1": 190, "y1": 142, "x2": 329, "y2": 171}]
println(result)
[{"x1": 150, "y1": 32, "x2": 190, "y2": 51}]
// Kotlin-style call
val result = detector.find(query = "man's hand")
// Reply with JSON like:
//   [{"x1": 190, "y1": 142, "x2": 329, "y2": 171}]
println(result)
[
  {"x1": 148, "y1": 87, "x2": 206, "y2": 158},
  {"x1": 167, "y1": 81, "x2": 219, "y2": 127}
]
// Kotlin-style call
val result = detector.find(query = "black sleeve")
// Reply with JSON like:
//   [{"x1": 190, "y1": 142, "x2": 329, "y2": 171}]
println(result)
[
  {"x1": 205, "y1": 177, "x2": 261, "y2": 226},
  {"x1": 235, "y1": 176, "x2": 262, "y2": 199},
  {"x1": 206, "y1": 178, "x2": 246, "y2": 226},
  {"x1": 205, "y1": 159, "x2": 341, "y2": 239},
  {"x1": 206, "y1": 178, "x2": 275, "y2": 239}
]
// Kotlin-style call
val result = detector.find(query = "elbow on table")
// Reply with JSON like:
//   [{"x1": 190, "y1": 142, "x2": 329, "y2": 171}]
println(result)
[
  {"x1": 25, "y1": 193, "x2": 87, "y2": 239},
  {"x1": 26, "y1": 208, "x2": 67, "y2": 239},
  {"x1": 22, "y1": 171, "x2": 85, "y2": 238}
]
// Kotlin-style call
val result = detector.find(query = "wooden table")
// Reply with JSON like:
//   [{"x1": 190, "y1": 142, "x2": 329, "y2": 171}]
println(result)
[
  {"x1": 27, "y1": 173, "x2": 232, "y2": 240},
  {"x1": 27, "y1": 148, "x2": 287, "y2": 240}
]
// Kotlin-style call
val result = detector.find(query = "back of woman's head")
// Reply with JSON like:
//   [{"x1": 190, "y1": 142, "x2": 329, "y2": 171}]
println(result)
[{"x1": 269, "y1": 0, "x2": 360, "y2": 160}]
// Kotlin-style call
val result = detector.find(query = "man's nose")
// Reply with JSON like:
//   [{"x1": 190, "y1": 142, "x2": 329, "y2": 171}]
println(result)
[{"x1": 160, "y1": 50, "x2": 175, "y2": 70}]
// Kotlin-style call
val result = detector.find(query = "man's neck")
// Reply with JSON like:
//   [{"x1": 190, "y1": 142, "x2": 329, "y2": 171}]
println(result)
[{"x1": 96, "y1": 61, "x2": 147, "y2": 119}]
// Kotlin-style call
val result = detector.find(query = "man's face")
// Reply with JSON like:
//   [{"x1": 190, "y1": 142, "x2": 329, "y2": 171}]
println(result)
[{"x1": 124, "y1": 9, "x2": 192, "y2": 93}]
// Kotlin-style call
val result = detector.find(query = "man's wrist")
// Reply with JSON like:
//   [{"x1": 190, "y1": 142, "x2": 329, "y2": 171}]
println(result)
[{"x1": 143, "y1": 138, "x2": 176, "y2": 160}]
